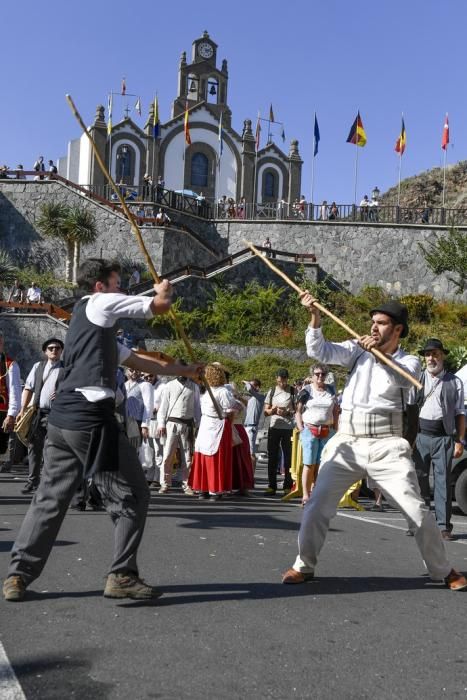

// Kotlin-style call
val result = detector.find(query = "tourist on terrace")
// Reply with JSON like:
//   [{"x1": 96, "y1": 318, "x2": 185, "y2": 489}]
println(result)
[
  {"x1": 155, "y1": 208, "x2": 171, "y2": 226},
  {"x1": 26, "y1": 283, "x2": 41, "y2": 304},
  {"x1": 360, "y1": 195, "x2": 370, "y2": 221}
]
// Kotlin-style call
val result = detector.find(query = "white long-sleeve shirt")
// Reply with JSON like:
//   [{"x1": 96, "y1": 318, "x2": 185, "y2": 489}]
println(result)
[
  {"x1": 75, "y1": 293, "x2": 154, "y2": 403},
  {"x1": 157, "y1": 378, "x2": 201, "y2": 428},
  {"x1": 195, "y1": 386, "x2": 239, "y2": 455},
  {"x1": 4, "y1": 361, "x2": 21, "y2": 417},
  {"x1": 306, "y1": 327, "x2": 421, "y2": 414}
]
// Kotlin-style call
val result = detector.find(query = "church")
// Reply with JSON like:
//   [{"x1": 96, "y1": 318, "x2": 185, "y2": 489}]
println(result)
[{"x1": 58, "y1": 31, "x2": 303, "y2": 205}]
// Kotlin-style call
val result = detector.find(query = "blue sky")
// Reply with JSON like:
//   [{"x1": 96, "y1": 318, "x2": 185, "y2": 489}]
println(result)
[{"x1": 1, "y1": 0, "x2": 465, "y2": 203}]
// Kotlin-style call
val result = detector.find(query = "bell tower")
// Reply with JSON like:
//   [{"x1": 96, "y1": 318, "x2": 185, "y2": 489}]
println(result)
[{"x1": 172, "y1": 31, "x2": 231, "y2": 126}]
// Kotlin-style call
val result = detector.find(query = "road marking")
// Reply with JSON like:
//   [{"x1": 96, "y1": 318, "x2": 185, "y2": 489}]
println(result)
[
  {"x1": 337, "y1": 512, "x2": 467, "y2": 545},
  {"x1": 338, "y1": 512, "x2": 407, "y2": 531},
  {"x1": 0, "y1": 641, "x2": 26, "y2": 700}
]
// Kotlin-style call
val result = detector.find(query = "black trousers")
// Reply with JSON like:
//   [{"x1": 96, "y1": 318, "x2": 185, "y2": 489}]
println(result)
[
  {"x1": 26, "y1": 413, "x2": 48, "y2": 487},
  {"x1": 267, "y1": 427, "x2": 293, "y2": 490}
]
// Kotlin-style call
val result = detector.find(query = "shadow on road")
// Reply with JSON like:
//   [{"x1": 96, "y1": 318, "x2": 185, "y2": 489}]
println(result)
[{"x1": 115, "y1": 576, "x2": 438, "y2": 608}]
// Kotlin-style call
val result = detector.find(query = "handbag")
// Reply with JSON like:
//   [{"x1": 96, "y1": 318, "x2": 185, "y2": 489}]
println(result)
[
  {"x1": 14, "y1": 405, "x2": 39, "y2": 446},
  {"x1": 307, "y1": 424, "x2": 330, "y2": 439},
  {"x1": 138, "y1": 439, "x2": 154, "y2": 468}
]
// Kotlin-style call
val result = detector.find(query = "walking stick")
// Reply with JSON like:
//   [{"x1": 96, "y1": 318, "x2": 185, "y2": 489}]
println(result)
[
  {"x1": 244, "y1": 240, "x2": 422, "y2": 390},
  {"x1": 65, "y1": 94, "x2": 223, "y2": 418}
]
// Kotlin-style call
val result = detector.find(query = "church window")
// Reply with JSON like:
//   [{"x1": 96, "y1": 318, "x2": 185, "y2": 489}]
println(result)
[
  {"x1": 264, "y1": 171, "x2": 276, "y2": 199},
  {"x1": 116, "y1": 144, "x2": 135, "y2": 184},
  {"x1": 191, "y1": 152, "x2": 209, "y2": 187}
]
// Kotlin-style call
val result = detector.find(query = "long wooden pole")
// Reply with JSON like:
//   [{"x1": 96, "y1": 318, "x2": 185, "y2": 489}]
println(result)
[
  {"x1": 243, "y1": 240, "x2": 422, "y2": 390},
  {"x1": 65, "y1": 94, "x2": 223, "y2": 418}
]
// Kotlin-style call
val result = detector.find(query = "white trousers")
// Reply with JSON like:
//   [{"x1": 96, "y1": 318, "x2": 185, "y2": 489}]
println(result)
[
  {"x1": 293, "y1": 432, "x2": 451, "y2": 581},
  {"x1": 160, "y1": 421, "x2": 192, "y2": 487}
]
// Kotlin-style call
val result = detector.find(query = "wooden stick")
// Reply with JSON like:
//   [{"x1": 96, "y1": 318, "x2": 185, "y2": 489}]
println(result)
[
  {"x1": 244, "y1": 240, "x2": 422, "y2": 390},
  {"x1": 65, "y1": 94, "x2": 223, "y2": 418}
]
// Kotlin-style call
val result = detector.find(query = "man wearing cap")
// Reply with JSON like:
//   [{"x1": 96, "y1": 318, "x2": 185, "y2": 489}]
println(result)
[
  {"x1": 409, "y1": 339, "x2": 465, "y2": 541},
  {"x1": 18, "y1": 338, "x2": 64, "y2": 494},
  {"x1": 282, "y1": 298, "x2": 467, "y2": 591},
  {"x1": 264, "y1": 369, "x2": 295, "y2": 495},
  {"x1": 0, "y1": 331, "x2": 21, "y2": 473}
]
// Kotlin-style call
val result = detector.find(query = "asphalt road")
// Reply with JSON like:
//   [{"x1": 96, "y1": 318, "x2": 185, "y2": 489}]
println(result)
[{"x1": 2, "y1": 464, "x2": 467, "y2": 700}]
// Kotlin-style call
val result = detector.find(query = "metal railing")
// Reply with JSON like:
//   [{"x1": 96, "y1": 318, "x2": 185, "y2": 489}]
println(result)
[
  {"x1": 2, "y1": 172, "x2": 466, "y2": 226},
  {"x1": 127, "y1": 245, "x2": 318, "y2": 295},
  {"x1": 213, "y1": 201, "x2": 467, "y2": 225},
  {"x1": 0, "y1": 172, "x2": 213, "y2": 220}
]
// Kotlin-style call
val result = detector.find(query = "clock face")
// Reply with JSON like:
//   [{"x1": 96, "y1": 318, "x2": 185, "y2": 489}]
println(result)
[{"x1": 198, "y1": 42, "x2": 213, "y2": 59}]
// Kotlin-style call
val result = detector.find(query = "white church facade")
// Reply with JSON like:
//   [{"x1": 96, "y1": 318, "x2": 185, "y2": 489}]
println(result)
[{"x1": 59, "y1": 31, "x2": 303, "y2": 205}]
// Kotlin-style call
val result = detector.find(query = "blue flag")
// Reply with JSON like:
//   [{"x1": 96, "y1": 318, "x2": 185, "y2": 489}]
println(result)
[{"x1": 313, "y1": 114, "x2": 320, "y2": 156}]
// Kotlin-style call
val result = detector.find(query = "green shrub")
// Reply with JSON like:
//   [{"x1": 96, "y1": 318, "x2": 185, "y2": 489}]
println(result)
[{"x1": 400, "y1": 294, "x2": 435, "y2": 323}]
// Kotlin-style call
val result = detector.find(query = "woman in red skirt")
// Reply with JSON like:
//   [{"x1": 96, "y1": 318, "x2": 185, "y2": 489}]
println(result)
[
  {"x1": 229, "y1": 385, "x2": 255, "y2": 496},
  {"x1": 189, "y1": 364, "x2": 241, "y2": 502}
]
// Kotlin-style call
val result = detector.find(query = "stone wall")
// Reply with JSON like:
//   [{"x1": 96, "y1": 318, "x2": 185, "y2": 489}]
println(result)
[
  {"x1": 0, "y1": 181, "x2": 217, "y2": 278},
  {"x1": 143, "y1": 339, "x2": 309, "y2": 362},
  {"x1": 214, "y1": 220, "x2": 467, "y2": 300},
  {"x1": 0, "y1": 314, "x2": 68, "y2": 377}
]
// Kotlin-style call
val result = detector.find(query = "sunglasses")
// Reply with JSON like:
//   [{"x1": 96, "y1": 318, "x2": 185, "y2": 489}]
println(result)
[
  {"x1": 314, "y1": 372, "x2": 326, "y2": 376},
  {"x1": 47, "y1": 345, "x2": 62, "y2": 351}
]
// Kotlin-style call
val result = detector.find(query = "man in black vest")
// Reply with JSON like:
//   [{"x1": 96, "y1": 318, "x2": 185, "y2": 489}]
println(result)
[
  {"x1": 3, "y1": 259, "x2": 203, "y2": 602},
  {"x1": 410, "y1": 339, "x2": 465, "y2": 540},
  {"x1": 18, "y1": 337, "x2": 64, "y2": 494}
]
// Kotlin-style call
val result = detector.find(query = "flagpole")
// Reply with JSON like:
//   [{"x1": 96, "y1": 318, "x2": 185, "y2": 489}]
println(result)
[
  {"x1": 353, "y1": 143, "x2": 359, "y2": 206},
  {"x1": 108, "y1": 92, "x2": 112, "y2": 198},
  {"x1": 442, "y1": 145, "x2": 447, "y2": 207},
  {"x1": 252, "y1": 150, "x2": 258, "y2": 219},
  {"x1": 310, "y1": 111, "x2": 316, "y2": 217}
]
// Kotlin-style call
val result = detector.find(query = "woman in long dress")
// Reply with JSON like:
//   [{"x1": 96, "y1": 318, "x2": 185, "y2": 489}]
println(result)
[{"x1": 189, "y1": 365, "x2": 241, "y2": 501}]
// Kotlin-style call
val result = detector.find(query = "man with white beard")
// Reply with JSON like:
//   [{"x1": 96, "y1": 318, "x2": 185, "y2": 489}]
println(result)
[{"x1": 410, "y1": 339, "x2": 465, "y2": 541}]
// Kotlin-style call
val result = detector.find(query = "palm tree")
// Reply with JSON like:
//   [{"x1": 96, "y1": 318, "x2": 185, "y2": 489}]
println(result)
[
  {"x1": 36, "y1": 202, "x2": 72, "y2": 281},
  {"x1": 36, "y1": 203, "x2": 98, "y2": 283},
  {"x1": 65, "y1": 206, "x2": 98, "y2": 284},
  {"x1": 0, "y1": 249, "x2": 18, "y2": 288}
]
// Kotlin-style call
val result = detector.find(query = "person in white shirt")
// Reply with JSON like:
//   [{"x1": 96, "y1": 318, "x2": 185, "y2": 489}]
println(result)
[
  {"x1": 157, "y1": 371, "x2": 201, "y2": 494},
  {"x1": 188, "y1": 364, "x2": 241, "y2": 501},
  {"x1": 4, "y1": 258, "x2": 203, "y2": 602},
  {"x1": 282, "y1": 298, "x2": 467, "y2": 591},
  {"x1": 409, "y1": 339, "x2": 465, "y2": 541},
  {"x1": 295, "y1": 364, "x2": 338, "y2": 504},
  {"x1": 456, "y1": 363, "x2": 467, "y2": 400},
  {"x1": 26, "y1": 283, "x2": 41, "y2": 304},
  {"x1": 18, "y1": 338, "x2": 64, "y2": 493},
  {"x1": 0, "y1": 332, "x2": 22, "y2": 473}
]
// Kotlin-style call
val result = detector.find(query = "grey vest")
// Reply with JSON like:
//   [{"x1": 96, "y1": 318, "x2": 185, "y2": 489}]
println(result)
[{"x1": 416, "y1": 370, "x2": 461, "y2": 436}]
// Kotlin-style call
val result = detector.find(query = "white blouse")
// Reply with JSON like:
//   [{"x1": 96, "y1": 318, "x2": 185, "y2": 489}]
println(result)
[
  {"x1": 195, "y1": 386, "x2": 240, "y2": 456},
  {"x1": 301, "y1": 389, "x2": 335, "y2": 425}
]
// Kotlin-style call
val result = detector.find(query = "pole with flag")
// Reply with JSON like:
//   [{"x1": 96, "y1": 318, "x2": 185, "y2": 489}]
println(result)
[
  {"x1": 182, "y1": 101, "x2": 191, "y2": 190},
  {"x1": 268, "y1": 104, "x2": 274, "y2": 144},
  {"x1": 441, "y1": 113, "x2": 449, "y2": 207},
  {"x1": 346, "y1": 111, "x2": 367, "y2": 206},
  {"x1": 107, "y1": 93, "x2": 113, "y2": 187},
  {"x1": 152, "y1": 95, "x2": 159, "y2": 181},
  {"x1": 394, "y1": 115, "x2": 406, "y2": 206},
  {"x1": 310, "y1": 112, "x2": 320, "y2": 216},
  {"x1": 252, "y1": 112, "x2": 261, "y2": 217},
  {"x1": 216, "y1": 111, "x2": 224, "y2": 212}
]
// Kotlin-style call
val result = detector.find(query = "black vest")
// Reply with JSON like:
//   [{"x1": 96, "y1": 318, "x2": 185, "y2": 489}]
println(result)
[{"x1": 58, "y1": 298, "x2": 118, "y2": 395}]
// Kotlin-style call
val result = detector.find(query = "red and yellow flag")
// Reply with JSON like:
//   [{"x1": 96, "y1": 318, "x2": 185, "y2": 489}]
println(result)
[
  {"x1": 184, "y1": 103, "x2": 191, "y2": 145},
  {"x1": 395, "y1": 117, "x2": 406, "y2": 155},
  {"x1": 346, "y1": 111, "x2": 367, "y2": 147}
]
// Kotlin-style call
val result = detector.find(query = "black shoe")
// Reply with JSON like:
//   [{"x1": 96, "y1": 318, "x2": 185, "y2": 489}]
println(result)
[
  {"x1": 198, "y1": 492, "x2": 209, "y2": 500},
  {"x1": 21, "y1": 483, "x2": 37, "y2": 494},
  {"x1": 209, "y1": 494, "x2": 222, "y2": 502}
]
